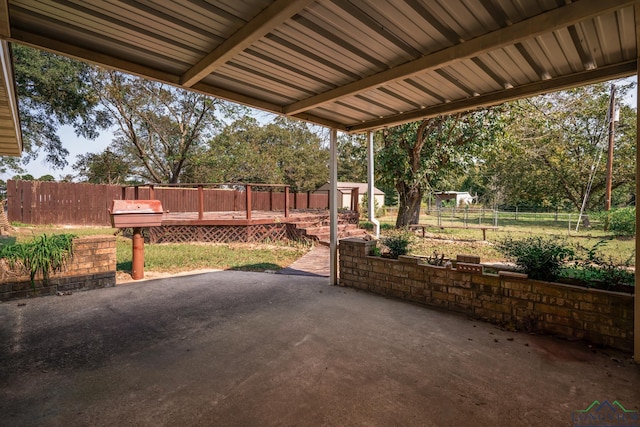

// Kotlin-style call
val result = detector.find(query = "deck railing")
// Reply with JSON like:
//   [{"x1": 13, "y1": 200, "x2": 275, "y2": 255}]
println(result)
[{"x1": 122, "y1": 183, "x2": 331, "y2": 220}]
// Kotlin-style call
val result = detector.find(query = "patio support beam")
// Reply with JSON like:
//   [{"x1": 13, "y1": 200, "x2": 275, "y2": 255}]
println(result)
[
  {"x1": 283, "y1": 0, "x2": 636, "y2": 116},
  {"x1": 329, "y1": 128, "x2": 338, "y2": 285},
  {"x1": 367, "y1": 131, "x2": 380, "y2": 238},
  {"x1": 180, "y1": 0, "x2": 314, "y2": 87},
  {"x1": 347, "y1": 61, "x2": 636, "y2": 132},
  {"x1": 635, "y1": 5, "x2": 640, "y2": 362},
  {"x1": 8, "y1": 31, "x2": 286, "y2": 117}
]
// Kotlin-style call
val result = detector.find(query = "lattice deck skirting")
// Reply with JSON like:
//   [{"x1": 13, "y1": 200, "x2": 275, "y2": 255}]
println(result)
[{"x1": 147, "y1": 224, "x2": 293, "y2": 244}]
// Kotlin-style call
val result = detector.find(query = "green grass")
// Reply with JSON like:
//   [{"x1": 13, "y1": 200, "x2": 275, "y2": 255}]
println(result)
[
  {"x1": 8, "y1": 225, "x2": 310, "y2": 275},
  {"x1": 375, "y1": 214, "x2": 636, "y2": 266},
  {"x1": 116, "y1": 238, "x2": 308, "y2": 273}
]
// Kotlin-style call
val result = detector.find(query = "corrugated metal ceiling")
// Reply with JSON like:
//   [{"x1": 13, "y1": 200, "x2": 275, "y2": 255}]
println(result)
[{"x1": 0, "y1": 0, "x2": 638, "y2": 155}]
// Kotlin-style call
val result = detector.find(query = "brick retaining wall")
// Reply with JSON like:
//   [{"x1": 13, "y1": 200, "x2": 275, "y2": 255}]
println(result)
[
  {"x1": 0, "y1": 235, "x2": 117, "y2": 300},
  {"x1": 339, "y1": 237, "x2": 634, "y2": 352}
]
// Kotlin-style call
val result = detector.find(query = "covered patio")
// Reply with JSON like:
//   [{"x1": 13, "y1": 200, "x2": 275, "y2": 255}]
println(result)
[
  {"x1": 1, "y1": 270, "x2": 638, "y2": 425},
  {"x1": 0, "y1": 0, "x2": 638, "y2": 358}
]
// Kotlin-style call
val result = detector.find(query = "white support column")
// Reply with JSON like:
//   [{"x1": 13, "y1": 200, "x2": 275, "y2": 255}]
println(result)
[
  {"x1": 635, "y1": 4, "x2": 640, "y2": 362},
  {"x1": 329, "y1": 128, "x2": 338, "y2": 285},
  {"x1": 367, "y1": 131, "x2": 380, "y2": 238}
]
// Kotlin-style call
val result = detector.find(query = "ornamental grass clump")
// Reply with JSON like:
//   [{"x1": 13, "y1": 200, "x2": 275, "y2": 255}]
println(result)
[
  {"x1": 0, "y1": 233, "x2": 76, "y2": 287},
  {"x1": 495, "y1": 236, "x2": 573, "y2": 282}
]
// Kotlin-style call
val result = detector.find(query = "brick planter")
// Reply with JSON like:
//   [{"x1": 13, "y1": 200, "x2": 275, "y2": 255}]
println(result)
[
  {"x1": 339, "y1": 237, "x2": 634, "y2": 352},
  {"x1": 0, "y1": 235, "x2": 117, "y2": 301}
]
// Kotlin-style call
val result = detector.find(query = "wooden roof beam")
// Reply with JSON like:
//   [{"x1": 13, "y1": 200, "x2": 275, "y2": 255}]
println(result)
[
  {"x1": 180, "y1": 0, "x2": 314, "y2": 88},
  {"x1": 9, "y1": 30, "x2": 286, "y2": 116},
  {"x1": 0, "y1": 0, "x2": 10, "y2": 38},
  {"x1": 347, "y1": 60, "x2": 637, "y2": 133},
  {"x1": 283, "y1": 0, "x2": 638, "y2": 116}
]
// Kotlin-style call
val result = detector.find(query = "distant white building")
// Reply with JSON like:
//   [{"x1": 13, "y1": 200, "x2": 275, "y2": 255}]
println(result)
[
  {"x1": 315, "y1": 182, "x2": 385, "y2": 209},
  {"x1": 433, "y1": 191, "x2": 477, "y2": 208}
]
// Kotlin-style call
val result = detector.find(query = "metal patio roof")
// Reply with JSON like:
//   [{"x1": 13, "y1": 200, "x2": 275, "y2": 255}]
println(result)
[{"x1": 0, "y1": 0, "x2": 639, "y2": 156}]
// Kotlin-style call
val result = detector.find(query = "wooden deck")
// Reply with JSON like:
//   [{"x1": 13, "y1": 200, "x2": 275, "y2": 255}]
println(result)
[
  {"x1": 160, "y1": 209, "x2": 329, "y2": 226},
  {"x1": 137, "y1": 209, "x2": 360, "y2": 244}
]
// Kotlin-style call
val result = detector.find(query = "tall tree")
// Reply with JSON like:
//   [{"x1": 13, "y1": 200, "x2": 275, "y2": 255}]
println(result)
[
  {"x1": 94, "y1": 71, "x2": 240, "y2": 183},
  {"x1": 377, "y1": 111, "x2": 500, "y2": 227},
  {"x1": 479, "y1": 81, "x2": 636, "y2": 215},
  {"x1": 73, "y1": 150, "x2": 132, "y2": 184},
  {"x1": 189, "y1": 116, "x2": 329, "y2": 192},
  {"x1": 337, "y1": 133, "x2": 367, "y2": 182},
  {"x1": 11, "y1": 44, "x2": 109, "y2": 171}
]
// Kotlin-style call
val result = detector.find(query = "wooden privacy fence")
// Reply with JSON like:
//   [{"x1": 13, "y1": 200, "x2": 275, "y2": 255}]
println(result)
[
  {"x1": 7, "y1": 180, "x2": 331, "y2": 226},
  {"x1": 7, "y1": 180, "x2": 123, "y2": 226},
  {"x1": 124, "y1": 183, "x2": 331, "y2": 219}
]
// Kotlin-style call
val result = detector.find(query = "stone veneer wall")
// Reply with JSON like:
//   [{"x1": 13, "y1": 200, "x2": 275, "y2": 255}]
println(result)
[
  {"x1": 339, "y1": 237, "x2": 634, "y2": 352},
  {"x1": 0, "y1": 235, "x2": 116, "y2": 301}
]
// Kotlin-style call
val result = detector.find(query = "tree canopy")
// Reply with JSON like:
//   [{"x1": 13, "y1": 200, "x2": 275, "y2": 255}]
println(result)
[
  {"x1": 376, "y1": 111, "x2": 503, "y2": 226},
  {"x1": 11, "y1": 44, "x2": 109, "y2": 171},
  {"x1": 475, "y1": 81, "x2": 636, "y2": 212},
  {"x1": 93, "y1": 71, "x2": 241, "y2": 183},
  {"x1": 187, "y1": 116, "x2": 329, "y2": 192}
]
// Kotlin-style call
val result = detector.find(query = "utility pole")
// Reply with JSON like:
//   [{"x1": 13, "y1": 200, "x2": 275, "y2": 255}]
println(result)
[{"x1": 604, "y1": 84, "x2": 619, "y2": 230}]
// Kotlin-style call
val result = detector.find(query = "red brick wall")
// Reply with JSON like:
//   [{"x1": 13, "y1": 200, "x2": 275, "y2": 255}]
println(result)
[
  {"x1": 0, "y1": 235, "x2": 116, "y2": 300},
  {"x1": 339, "y1": 238, "x2": 634, "y2": 352}
]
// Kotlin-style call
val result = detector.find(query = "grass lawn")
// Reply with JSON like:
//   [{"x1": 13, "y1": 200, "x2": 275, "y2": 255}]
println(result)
[
  {"x1": 6, "y1": 225, "x2": 311, "y2": 277},
  {"x1": 373, "y1": 213, "x2": 636, "y2": 266},
  {"x1": 5, "y1": 212, "x2": 635, "y2": 281}
]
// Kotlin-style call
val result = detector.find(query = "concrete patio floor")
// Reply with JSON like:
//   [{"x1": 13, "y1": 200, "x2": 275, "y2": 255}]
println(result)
[{"x1": 0, "y1": 271, "x2": 638, "y2": 426}]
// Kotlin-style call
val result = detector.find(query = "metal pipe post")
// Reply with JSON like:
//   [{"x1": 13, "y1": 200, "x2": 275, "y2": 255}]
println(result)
[
  {"x1": 131, "y1": 227, "x2": 144, "y2": 280},
  {"x1": 329, "y1": 129, "x2": 338, "y2": 285}
]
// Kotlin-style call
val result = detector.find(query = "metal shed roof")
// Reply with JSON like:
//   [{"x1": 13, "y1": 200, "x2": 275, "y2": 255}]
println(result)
[{"x1": 0, "y1": 0, "x2": 639, "y2": 156}]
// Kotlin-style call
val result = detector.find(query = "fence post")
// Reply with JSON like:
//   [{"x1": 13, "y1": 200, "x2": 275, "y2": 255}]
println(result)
[
  {"x1": 149, "y1": 184, "x2": 155, "y2": 200},
  {"x1": 269, "y1": 188, "x2": 274, "y2": 211},
  {"x1": 198, "y1": 185, "x2": 204, "y2": 220},
  {"x1": 134, "y1": 186, "x2": 139, "y2": 200},
  {"x1": 351, "y1": 187, "x2": 359, "y2": 212},
  {"x1": 284, "y1": 186, "x2": 290, "y2": 218},
  {"x1": 246, "y1": 184, "x2": 252, "y2": 221},
  {"x1": 307, "y1": 190, "x2": 311, "y2": 209},
  {"x1": 121, "y1": 186, "x2": 126, "y2": 200}
]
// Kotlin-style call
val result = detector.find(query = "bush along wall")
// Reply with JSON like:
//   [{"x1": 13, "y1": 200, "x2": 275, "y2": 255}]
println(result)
[
  {"x1": 0, "y1": 235, "x2": 117, "y2": 300},
  {"x1": 339, "y1": 237, "x2": 634, "y2": 352}
]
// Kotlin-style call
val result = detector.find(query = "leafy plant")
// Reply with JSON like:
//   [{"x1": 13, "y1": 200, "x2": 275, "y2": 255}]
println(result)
[
  {"x1": 495, "y1": 236, "x2": 574, "y2": 282},
  {"x1": 380, "y1": 229, "x2": 414, "y2": 259},
  {"x1": 0, "y1": 233, "x2": 76, "y2": 287},
  {"x1": 563, "y1": 239, "x2": 634, "y2": 289},
  {"x1": 607, "y1": 207, "x2": 635, "y2": 236}
]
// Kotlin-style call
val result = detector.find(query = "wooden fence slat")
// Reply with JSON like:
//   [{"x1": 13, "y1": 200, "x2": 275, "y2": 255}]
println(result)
[{"x1": 6, "y1": 181, "x2": 330, "y2": 225}]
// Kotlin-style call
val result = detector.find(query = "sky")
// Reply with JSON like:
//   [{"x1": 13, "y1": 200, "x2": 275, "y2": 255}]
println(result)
[
  {"x1": 14, "y1": 125, "x2": 115, "y2": 180},
  {"x1": 6, "y1": 76, "x2": 638, "y2": 181}
]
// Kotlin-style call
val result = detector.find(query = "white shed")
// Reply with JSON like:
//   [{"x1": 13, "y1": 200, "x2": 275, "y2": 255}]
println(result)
[{"x1": 315, "y1": 182, "x2": 385, "y2": 209}]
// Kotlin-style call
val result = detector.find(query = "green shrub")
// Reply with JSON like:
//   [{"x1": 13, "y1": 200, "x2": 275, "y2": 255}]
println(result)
[
  {"x1": 563, "y1": 239, "x2": 634, "y2": 288},
  {"x1": 607, "y1": 207, "x2": 635, "y2": 236},
  {"x1": 380, "y1": 229, "x2": 414, "y2": 259},
  {"x1": 0, "y1": 233, "x2": 76, "y2": 287},
  {"x1": 495, "y1": 236, "x2": 573, "y2": 282}
]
